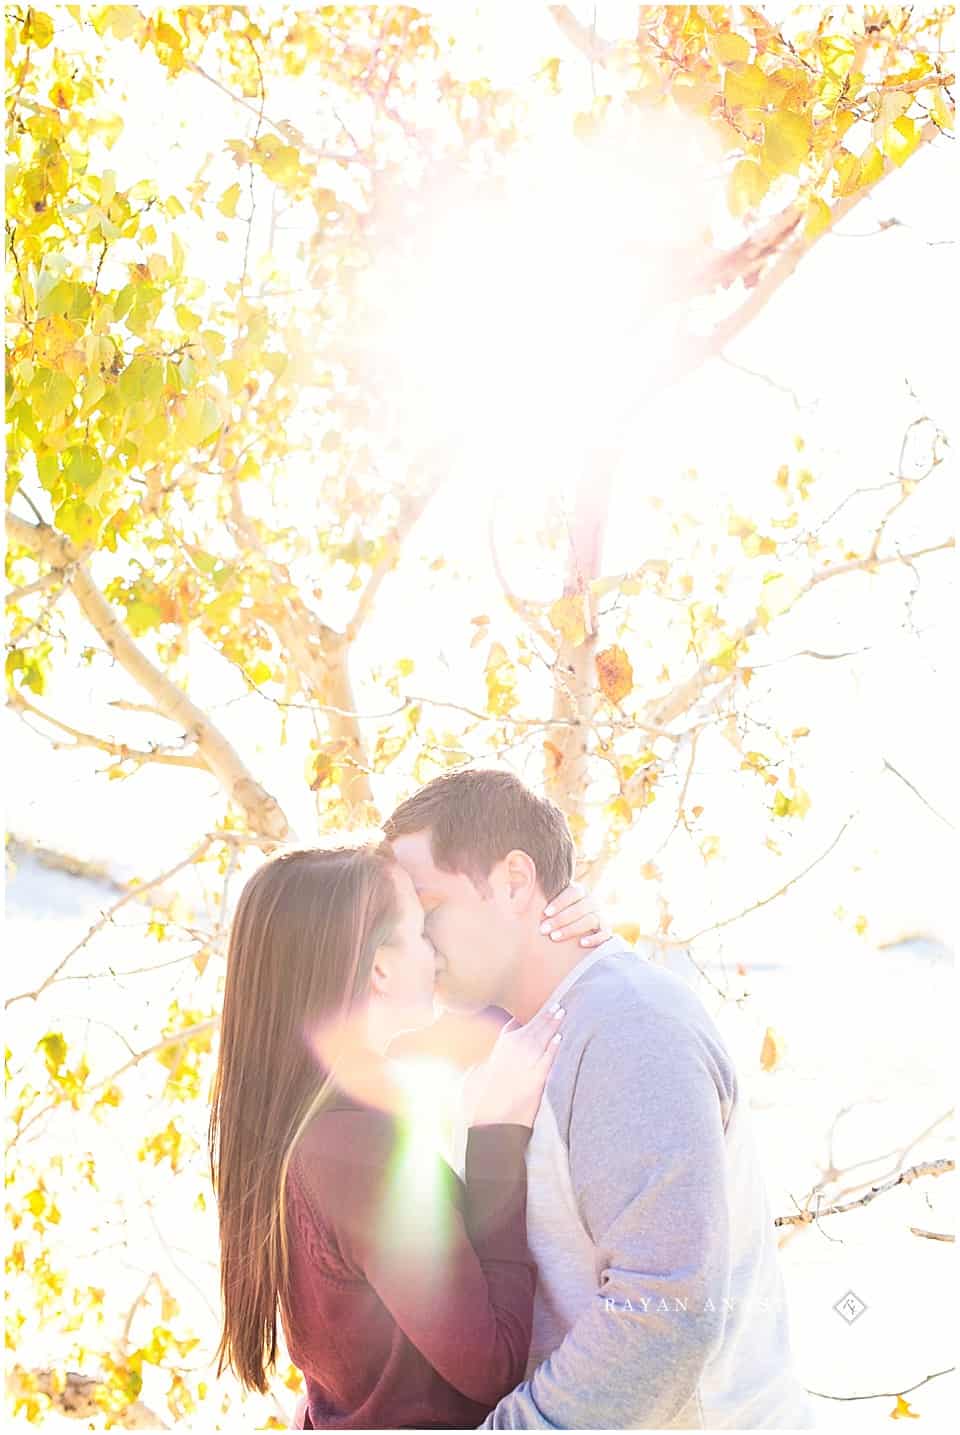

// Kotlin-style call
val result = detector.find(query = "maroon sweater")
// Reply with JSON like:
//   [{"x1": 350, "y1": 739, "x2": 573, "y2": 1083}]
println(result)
[{"x1": 282, "y1": 1075, "x2": 535, "y2": 1430}]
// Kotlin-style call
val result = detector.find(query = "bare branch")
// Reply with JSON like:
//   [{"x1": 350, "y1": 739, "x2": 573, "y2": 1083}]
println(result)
[
  {"x1": 10, "y1": 694, "x2": 207, "y2": 770},
  {"x1": 646, "y1": 538, "x2": 953, "y2": 730},
  {"x1": 488, "y1": 496, "x2": 557, "y2": 650},
  {"x1": 5, "y1": 837, "x2": 215, "y2": 1009},
  {"x1": 910, "y1": 1226, "x2": 954, "y2": 1241},
  {"x1": 347, "y1": 462, "x2": 446, "y2": 642},
  {"x1": 185, "y1": 59, "x2": 362, "y2": 167},
  {"x1": 639, "y1": 813, "x2": 856, "y2": 952},
  {"x1": 775, "y1": 1158, "x2": 955, "y2": 1227},
  {"x1": 883, "y1": 757, "x2": 954, "y2": 830},
  {"x1": 804, "y1": 1366, "x2": 955, "y2": 1405},
  {"x1": 5, "y1": 569, "x2": 66, "y2": 604}
]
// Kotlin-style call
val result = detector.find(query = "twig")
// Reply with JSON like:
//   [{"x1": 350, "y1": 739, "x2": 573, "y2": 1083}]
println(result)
[
  {"x1": 805, "y1": 1365, "x2": 955, "y2": 1403},
  {"x1": 910, "y1": 1226, "x2": 954, "y2": 1241},
  {"x1": 5, "y1": 837, "x2": 215, "y2": 1008},
  {"x1": 9, "y1": 1018, "x2": 220, "y2": 1150},
  {"x1": 668, "y1": 813, "x2": 855, "y2": 948},
  {"x1": 883, "y1": 757, "x2": 954, "y2": 830},
  {"x1": 186, "y1": 60, "x2": 361, "y2": 166},
  {"x1": 775, "y1": 1158, "x2": 955, "y2": 1227},
  {"x1": 10, "y1": 694, "x2": 206, "y2": 770}
]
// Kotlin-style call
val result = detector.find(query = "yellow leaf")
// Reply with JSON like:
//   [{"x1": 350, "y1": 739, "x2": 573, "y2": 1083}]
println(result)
[
  {"x1": 712, "y1": 32, "x2": 751, "y2": 66},
  {"x1": 791, "y1": 726, "x2": 810, "y2": 738},
  {"x1": 805, "y1": 195, "x2": 832, "y2": 241},
  {"x1": 175, "y1": 306, "x2": 200, "y2": 332},
  {"x1": 218, "y1": 182, "x2": 242, "y2": 219},
  {"x1": 929, "y1": 86, "x2": 954, "y2": 133},
  {"x1": 883, "y1": 115, "x2": 920, "y2": 166},
  {"x1": 543, "y1": 739, "x2": 563, "y2": 779},
  {"x1": 818, "y1": 34, "x2": 856, "y2": 78},
  {"x1": 854, "y1": 915, "x2": 869, "y2": 937},
  {"x1": 596, "y1": 644, "x2": 633, "y2": 706},
  {"x1": 700, "y1": 834, "x2": 721, "y2": 862},
  {"x1": 728, "y1": 159, "x2": 769, "y2": 218},
  {"x1": 549, "y1": 594, "x2": 587, "y2": 648},
  {"x1": 762, "y1": 111, "x2": 810, "y2": 175},
  {"x1": 724, "y1": 62, "x2": 767, "y2": 109},
  {"x1": 25, "y1": 10, "x2": 54, "y2": 47},
  {"x1": 760, "y1": 1027, "x2": 783, "y2": 1071},
  {"x1": 856, "y1": 143, "x2": 884, "y2": 189},
  {"x1": 890, "y1": 1394, "x2": 921, "y2": 1419},
  {"x1": 728, "y1": 514, "x2": 756, "y2": 539},
  {"x1": 606, "y1": 795, "x2": 632, "y2": 824}
]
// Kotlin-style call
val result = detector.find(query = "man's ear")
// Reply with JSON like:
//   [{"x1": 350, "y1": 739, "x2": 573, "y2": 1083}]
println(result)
[{"x1": 502, "y1": 849, "x2": 538, "y2": 908}]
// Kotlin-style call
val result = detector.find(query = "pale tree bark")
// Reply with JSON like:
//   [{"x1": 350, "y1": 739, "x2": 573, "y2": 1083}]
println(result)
[
  {"x1": 227, "y1": 463, "x2": 444, "y2": 809},
  {"x1": 6, "y1": 512, "x2": 291, "y2": 841},
  {"x1": 546, "y1": 453, "x2": 618, "y2": 822}
]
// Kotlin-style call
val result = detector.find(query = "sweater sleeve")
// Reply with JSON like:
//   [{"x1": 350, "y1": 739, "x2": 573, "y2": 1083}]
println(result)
[
  {"x1": 294, "y1": 1110, "x2": 536, "y2": 1409},
  {"x1": 480, "y1": 1004, "x2": 733, "y2": 1429}
]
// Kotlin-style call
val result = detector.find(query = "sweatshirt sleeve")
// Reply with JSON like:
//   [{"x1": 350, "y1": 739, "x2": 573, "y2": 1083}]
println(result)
[
  {"x1": 294, "y1": 1110, "x2": 536, "y2": 1409},
  {"x1": 480, "y1": 1004, "x2": 733, "y2": 1429}
]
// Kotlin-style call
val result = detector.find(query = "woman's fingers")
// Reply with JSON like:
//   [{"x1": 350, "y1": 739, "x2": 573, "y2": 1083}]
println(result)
[
  {"x1": 519, "y1": 1003, "x2": 564, "y2": 1056},
  {"x1": 577, "y1": 925, "x2": 611, "y2": 948},
  {"x1": 535, "y1": 1027, "x2": 563, "y2": 1074},
  {"x1": 544, "y1": 910, "x2": 602, "y2": 940},
  {"x1": 541, "y1": 881, "x2": 585, "y2": 921}
]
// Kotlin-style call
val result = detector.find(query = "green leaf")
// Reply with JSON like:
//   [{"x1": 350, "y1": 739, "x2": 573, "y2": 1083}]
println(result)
[
  {"x1": 63, "y1": 445, "x2": 102, "y2": 491},
  {"x1": 32, "y1": 370, "x2": 75, "y2": 423},
  {"x1": 126, "y1": 600, "x2": 164, "y2": 636}
]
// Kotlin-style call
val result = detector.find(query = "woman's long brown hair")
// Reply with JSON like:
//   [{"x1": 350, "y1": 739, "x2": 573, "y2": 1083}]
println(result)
[{"x1": 208, "y1": 844, "x2": 399, "y2": 1393}]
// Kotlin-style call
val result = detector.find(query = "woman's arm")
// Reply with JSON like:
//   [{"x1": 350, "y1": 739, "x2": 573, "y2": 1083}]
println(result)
[{"x1": 293, "y1": 1110, "x2": 535, "y2": 1408}]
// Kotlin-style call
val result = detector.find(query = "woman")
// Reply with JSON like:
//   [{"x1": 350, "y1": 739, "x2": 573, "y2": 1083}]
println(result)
[{"x1": 208, "y1": 843, "x2": 607, "y2": 1429}]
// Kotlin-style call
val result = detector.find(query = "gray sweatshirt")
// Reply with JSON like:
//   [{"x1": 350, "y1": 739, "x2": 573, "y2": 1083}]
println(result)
[{"x1": 446, "y1": 936, "x2": 817, "y2": 1430}]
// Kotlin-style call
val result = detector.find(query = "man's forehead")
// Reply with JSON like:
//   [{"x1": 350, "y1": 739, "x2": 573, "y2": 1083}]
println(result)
[{"x1": 389, "y1": 832, "x2": 461, "y2": 896}]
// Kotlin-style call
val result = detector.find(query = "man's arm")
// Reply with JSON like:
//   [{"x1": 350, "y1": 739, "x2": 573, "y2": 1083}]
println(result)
[{"x1": 480, "y1": 1003, "x2": 733, "y2": 1429}]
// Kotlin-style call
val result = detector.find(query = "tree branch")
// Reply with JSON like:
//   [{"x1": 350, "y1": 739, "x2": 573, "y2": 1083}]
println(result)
[
  {"x1": 883, "y1": 757, "x2": 955, "y2": 830},
  {"x1": 5, "y1": 569, "x2": 66, "y2": 604},
  {"x1": 5, "y1": 837, "x2": 216, "y2": 1009},
  {"x1": 9, "y1": 1018, "x2": 221, "y2": 1150},
  {"x1": 645, "y1": 538, "x2": 953, "y2": 730},
  {"x1": 774, "y1": 1158, "x2": 955, "y2": 1227},
  {"x1": 5, "y1": 512, "x2": 291, "y2": 839},
  {"x1": 10, "y1": 694, "x2": 207, "y2": 770},
  {"x1": 804, "y1": 1366, "x2": 955, "y2": 1405}
]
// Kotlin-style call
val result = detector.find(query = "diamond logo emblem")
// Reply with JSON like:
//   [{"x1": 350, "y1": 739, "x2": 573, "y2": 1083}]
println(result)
[{"x1": 833, "y1": 1290, "x2": 868, "y2": 1324}]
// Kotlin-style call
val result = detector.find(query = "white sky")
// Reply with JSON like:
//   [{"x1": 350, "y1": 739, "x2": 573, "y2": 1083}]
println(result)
[{"x1": 5, "y1": 4, "x2": 956, "y2": 955}]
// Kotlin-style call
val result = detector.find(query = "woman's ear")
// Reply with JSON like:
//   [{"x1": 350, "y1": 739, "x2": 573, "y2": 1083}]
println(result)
[{"x1": 369, "y1": 947, "x2": 391, "y2": 997}]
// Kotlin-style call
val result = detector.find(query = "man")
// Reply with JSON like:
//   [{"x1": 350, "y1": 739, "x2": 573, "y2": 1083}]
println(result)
[{"x1": 384, "y1": 768, "x2": 816, "y2": 1430}]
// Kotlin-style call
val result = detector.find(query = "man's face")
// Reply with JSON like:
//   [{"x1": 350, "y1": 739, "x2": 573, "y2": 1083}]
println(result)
[{"x1": 389, "y1": 831, "x2": 518, "y2": 1012}]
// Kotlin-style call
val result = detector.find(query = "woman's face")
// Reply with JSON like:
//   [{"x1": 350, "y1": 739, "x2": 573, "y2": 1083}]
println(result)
[{"x1": 370, "y1": 864, "x2": 439, "y2": 1032}]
